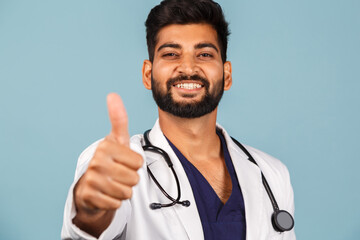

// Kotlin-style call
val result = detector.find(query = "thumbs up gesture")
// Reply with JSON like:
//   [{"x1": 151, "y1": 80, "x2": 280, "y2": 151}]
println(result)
[{"x1": 74, "y1": 93, "x2": 143, "y2": 219}]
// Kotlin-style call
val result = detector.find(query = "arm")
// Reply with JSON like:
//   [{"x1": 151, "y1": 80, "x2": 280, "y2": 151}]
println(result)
[
  {"x1": 61, "y1": 93, "x2": 142, "y2": 239},
  {"x1": 72, "y1": 176, "x2": 117, "y2": 238},
  {"x1": 61, "y1": 141, "x2": 134, "y2": 240}
]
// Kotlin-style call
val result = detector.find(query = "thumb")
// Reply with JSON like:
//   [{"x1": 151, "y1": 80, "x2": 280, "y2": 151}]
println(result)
[{"x1": 107, "y1": 93, "x2": 130, "y2": 145}]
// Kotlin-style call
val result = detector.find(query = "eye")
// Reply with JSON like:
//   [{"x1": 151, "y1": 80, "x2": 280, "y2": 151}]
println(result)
[
  {"x1": 162, "y1": 52, "x2": 179, "y2": 58},
  {"x1": 198, "y1": 53, "x2": 213, "y2": 58}
]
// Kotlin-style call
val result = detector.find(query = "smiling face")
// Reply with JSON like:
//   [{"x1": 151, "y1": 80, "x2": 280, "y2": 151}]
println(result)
[{"x1": 142, "y1": 23, "x2": 232, "y2": 118}]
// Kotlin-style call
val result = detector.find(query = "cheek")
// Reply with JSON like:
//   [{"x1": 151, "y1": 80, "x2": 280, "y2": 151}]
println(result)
[
  {"x1": 205, "y1": 62, "x2": 223, "y2": 80},
  {"x1": 151, "y1": 61, "x2": 174, "y2": 81}
]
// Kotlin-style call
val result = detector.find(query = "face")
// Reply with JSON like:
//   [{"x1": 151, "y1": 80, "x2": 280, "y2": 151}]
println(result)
[{"x1": 142, "y1": 24, "x2": 232, "y2": 118}]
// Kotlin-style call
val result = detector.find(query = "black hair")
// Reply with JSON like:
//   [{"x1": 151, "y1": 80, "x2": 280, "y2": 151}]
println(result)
[{"x1": 145, "y1": 0, "x2": 230, "y2": 63}]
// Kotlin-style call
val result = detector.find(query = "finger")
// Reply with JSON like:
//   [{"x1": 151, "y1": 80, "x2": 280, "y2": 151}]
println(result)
[
  {"x1": 102, "y1": 181, "x2": 133, "y2": 200},
  {"x1": 74, "y1": 174, "x2": 122, "y2": 211},
  {"x1": 96, "y1": 140, "x2": 143, "y2": 170},
  {"x1": 112, "y1": 147, "x2": 143, "y2": 170},
  {"x1": 87, "y1": 172, "x2": 134, "y2": 200},
  {"x1": 107, "y1": 93, "x2": 130, "y2": 145},
  {"x1": 104, "y1": 162, "x2": 140, "y2": 186},
  {"x1": 83, "y1": 190, "x2": 123, "y2": 210}
]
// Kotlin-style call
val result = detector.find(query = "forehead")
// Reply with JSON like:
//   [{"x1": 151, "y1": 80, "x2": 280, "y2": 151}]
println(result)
[{"x1": 155, "y1": 23, "x2": 219, "y2": 50}]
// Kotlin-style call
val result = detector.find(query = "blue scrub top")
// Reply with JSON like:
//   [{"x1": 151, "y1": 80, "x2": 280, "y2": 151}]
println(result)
[{"x1": 166, "y1": 130, "x2": 246, "y2": 240}]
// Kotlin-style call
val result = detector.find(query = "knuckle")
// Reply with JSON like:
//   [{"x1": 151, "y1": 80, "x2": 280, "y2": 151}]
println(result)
[
  {"x1": 82, "y1": 190, "x2": 94, "y2": 201},
  {"x1": 112, "y1": 200, "x2": 122, "y2": 209},
  {"x1": 85, "y1": 174, "x2": 98, "y2": 187},
  {"x1": 135, "y1": 172, "x2": 140, "y2": 184},
  {"x1": 97, "y1": 140, "x2": 108, "y2": 151},
  {"x1": 94, "y1": 148, "x2": 107, "y2": 161},
  {"x1": 96, "y1": 139, "x2": 114, "y2": 155},
  {"x1": 88, "y1": 155, "x2": 107, "y2": 171},
  {"x1": 131, "y1": 172, "x2": 140, "y2": 186},
  {"x1": 134, "y1": 153, "x2": 144, "y2": 168},
  {"x1": 87, "y1": 161, "x2": 99, "y2": 171},
  {"x1": 122, "y1": 187, "x2": 132, "y2": 199},
  {"x1": 84, "y1": 171, "x2": 105, "y2": 190}
]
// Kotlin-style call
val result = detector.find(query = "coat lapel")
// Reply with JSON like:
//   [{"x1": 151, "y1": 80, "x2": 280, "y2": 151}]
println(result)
[
  {"x1": 219, "y1": 126, "x2": 265, "y2": 240},
  {"x1": 147, "y1": 120, "x2": 204, "y2": 240},
  {"x1": 145, "y1": 120, "x2": 266, "y2": 240}
]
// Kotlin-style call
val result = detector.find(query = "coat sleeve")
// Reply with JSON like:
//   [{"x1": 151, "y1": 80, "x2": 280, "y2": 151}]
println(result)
[
  {"x1": 61, "y1": 139, "x2": 132, "y2": 240},
  {"x1": 246, "y1": 145, "x2": 296, "y2": 240},
  {"x1": 280, "y1": 163, "x2": 296, "y2": 240}
]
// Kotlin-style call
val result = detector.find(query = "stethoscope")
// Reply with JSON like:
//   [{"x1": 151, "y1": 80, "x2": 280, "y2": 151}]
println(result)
[{"x1": 142, "y1": 129, "x2": 294, "y2": 232}]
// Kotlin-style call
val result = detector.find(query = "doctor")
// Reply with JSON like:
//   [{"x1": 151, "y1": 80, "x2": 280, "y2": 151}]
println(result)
[{"x1": 62, "y1": 0, "x2": 296, "y2": 239}]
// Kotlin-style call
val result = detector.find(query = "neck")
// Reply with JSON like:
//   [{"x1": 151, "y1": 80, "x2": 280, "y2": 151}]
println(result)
[{"x1": 158, "y1": 108, "x2": 221, "y2": 161}]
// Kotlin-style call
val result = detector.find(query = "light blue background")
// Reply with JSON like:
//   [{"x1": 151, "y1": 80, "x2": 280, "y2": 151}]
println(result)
[{"x1": 1, "y1": 0, "x2": 359, "y2": 239}]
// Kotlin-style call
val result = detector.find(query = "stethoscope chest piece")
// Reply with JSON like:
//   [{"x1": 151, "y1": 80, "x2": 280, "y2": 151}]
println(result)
[
  {"x1": 143, "y1": 130, "x2": 294, "y2": 232},
  {"x1": 272, "y1": 210, "x2": 295, "y2": 232}
]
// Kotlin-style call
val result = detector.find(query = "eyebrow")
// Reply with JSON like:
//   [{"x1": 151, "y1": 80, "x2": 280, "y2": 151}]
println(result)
[
  {"x1": 194, "y1": 43, "x2": 219, "y2": 52},
  {"x1": 157, "y1": 43, "x2": 181, "y2": 52},
  {"x1": 157, "y1": 42, "x2": 219, "y2": 52}
]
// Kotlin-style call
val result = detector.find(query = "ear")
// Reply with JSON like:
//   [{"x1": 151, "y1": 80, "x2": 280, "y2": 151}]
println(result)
[
  {"x1": 142, "y1": 60, "x2": 152, "y2": 90},
  {"x1": 223, "y1": 61, "x2": 232, "y2": 91}
]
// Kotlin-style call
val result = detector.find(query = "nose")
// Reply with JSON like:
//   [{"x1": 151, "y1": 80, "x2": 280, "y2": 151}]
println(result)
[{"x1": 177, "y1": 54, "x2": 198, "y2": 76}]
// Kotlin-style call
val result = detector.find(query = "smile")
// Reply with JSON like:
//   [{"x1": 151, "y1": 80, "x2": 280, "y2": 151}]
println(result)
[{"x1": 173, "y1": 83, "x2": 203, "y2": 90}]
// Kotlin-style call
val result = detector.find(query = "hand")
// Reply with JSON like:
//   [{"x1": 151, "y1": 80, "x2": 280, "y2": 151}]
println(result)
[{"x1": 74, "y1": 93, "x2": 143, "y2": 214}]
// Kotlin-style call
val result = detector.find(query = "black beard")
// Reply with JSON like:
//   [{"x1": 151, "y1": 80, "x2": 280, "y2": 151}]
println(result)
[{"x1": 151, "y1": 74, "x2": 224, "y2": 118}]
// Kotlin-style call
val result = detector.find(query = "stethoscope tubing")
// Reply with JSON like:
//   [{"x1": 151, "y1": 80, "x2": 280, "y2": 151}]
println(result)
[
  {"x1": 143, "y1": 130, "x2": 294, "y2": 232},
  {"x1": 231, "y1": 137, "x2": 280, "y2": 211},
  {"x1": 143, "y1": 130, "x2": 189, "y2": 209}
]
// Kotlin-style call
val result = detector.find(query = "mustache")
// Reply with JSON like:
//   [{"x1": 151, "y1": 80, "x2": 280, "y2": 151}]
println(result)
[{"x1": 166, "y1": 74, "x2": 210, "y2": 90}]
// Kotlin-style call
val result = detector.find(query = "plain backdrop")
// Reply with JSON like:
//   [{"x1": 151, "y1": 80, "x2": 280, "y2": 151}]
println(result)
[{"x1": 0, "y1": 0, "x2": 359, "y2": 239}]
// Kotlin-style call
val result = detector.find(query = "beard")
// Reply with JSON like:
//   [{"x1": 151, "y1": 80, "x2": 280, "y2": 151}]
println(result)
[{"x1": 151, "y1": 74, "x2": 224, "y2": 118}]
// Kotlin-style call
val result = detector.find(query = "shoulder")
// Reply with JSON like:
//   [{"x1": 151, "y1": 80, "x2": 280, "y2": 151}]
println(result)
[
  {"x1": 130, "y1": 134, "x2": 146, "y2": 155},
  {"x1": 219, "y1": 123, "x2": 292, "y2": 194},
  {"x1": 219, "y1": 124, "x2": 289, "y2": 177},
  {"x1": 245, "y1": 144, "x2": 290, "y2": 179},
  {"x1": 241, "y1": 144, "x2": 294, "y2": 210},
  {"x1": 130, "y1": 134, "x2": 144, "y2": 146}
]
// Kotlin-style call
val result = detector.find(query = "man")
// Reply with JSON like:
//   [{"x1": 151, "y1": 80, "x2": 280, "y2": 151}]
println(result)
[{"x1": 62, "y1": 0, "x2": 296, "y2": 239}]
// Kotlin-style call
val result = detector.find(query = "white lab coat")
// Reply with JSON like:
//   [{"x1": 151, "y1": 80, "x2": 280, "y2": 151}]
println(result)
[{"x1": 62, "y1": 120, "x2": 296, "y2": 240}]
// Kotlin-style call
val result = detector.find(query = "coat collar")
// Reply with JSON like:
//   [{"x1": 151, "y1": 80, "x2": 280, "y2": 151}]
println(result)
[
  {"x1": 146, "y1": 119, "x2": 265, "y2": 240},
  {"x1": 218, "y1": 126, "x2": 265, "y2": 240}
]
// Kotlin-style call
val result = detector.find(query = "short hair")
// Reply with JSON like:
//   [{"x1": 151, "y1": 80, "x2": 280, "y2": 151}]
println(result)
[{"x1": 145, "y1": 0, "x2": 230, "y2": 63}]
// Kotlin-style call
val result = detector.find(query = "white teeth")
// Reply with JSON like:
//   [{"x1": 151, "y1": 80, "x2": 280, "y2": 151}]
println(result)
[{"x1": 175, "y1": 83, "x2": 202, "y2": 89}]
